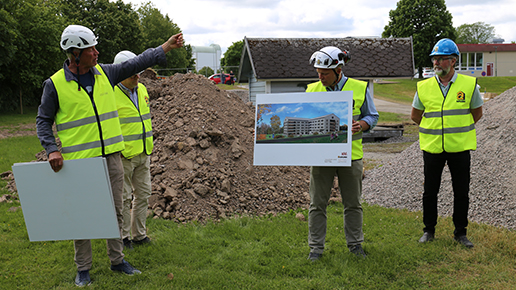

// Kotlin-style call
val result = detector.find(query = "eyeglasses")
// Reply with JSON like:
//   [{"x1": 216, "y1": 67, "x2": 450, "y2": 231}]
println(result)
[{"x1": 431, "y1": 56, "x2": 454, "y2": 63}]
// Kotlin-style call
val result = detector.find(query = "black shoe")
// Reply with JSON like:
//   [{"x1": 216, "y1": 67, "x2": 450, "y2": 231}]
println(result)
[
  {"x1": 307, "y1": 252, "x2": 322, "y2": 262},
  {"x1": 454, "y1": 235, "x2": 474, "y2": 248},
  {"x1": 349, "y1": 244, "x2": 366, "y2": 258},
  {"x1": 132, "y1": 236, "x2": 151, "y2": 245},
  {"x1": 111, "y1": 260, "x2": 141, "y2": 275},
  {"x1": 418, "y1": 232, "x2": 434, "y2": 243},
  {"x1": 75, "y1": 270, "x2": 91, "y2": 287},
  {"x1": 123, "y1": 238, "x2": 133, "y2": 250}
]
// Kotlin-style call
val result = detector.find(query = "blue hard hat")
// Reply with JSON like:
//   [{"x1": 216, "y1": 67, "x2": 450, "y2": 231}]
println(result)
[{"x1": 429, "y1": 38, "x2": 460, "y2": 56}]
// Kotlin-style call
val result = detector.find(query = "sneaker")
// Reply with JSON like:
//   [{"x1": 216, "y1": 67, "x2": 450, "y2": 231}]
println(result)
[
  {"x1": 307, "y1": 252, "x2": 322, "y2": 262},
  {"x1": 418, "y1": 232, "x2": 434, "y2": 243},
  {"x1": 123, "y1": 238, "x2": 133, "y2": 250},
  {"x1": 454, "y1": 235, "x2": 474, "y2": 248},
  {"x1": 132, "y1": 236, "x2": 151, "y2": 246},
  {"x1": 111, "y1": 260, "x2": 142, "y2": 275},
  {"x1": 75, "y1": 270, "x2": 91, "y2": 287},
  {"x1": 349, "y1": 244, "x2": 366, "y2": 258}
]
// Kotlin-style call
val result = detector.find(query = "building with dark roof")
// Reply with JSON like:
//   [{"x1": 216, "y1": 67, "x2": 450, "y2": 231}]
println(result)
[{"x1": 238, "y1": 37, "x2": 415, "y2": 104}]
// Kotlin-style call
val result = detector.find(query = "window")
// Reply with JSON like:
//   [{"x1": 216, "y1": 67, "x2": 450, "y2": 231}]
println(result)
[{"x1": 458, "y1": 52, "x2": 483, "y2": 71}]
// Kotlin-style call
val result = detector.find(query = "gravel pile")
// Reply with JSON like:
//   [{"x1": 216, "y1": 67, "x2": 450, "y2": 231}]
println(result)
[{"x1": 363, "y1": 86, "x2": 516, "y2": 230}]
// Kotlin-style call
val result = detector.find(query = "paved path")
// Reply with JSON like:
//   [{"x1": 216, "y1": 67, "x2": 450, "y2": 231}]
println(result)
[{"x1": 374, "y1": 98, "x2": 412, "y2": 115}]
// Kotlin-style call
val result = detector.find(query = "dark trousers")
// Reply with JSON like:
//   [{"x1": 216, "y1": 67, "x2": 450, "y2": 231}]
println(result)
[{"x1": 422, "y1": 151, "x2": 470, "y2": 237}]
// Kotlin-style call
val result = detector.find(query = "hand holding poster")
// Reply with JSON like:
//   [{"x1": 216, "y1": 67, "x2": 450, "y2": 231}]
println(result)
[{"x1": 254, "y1": 91, "x2": 353, "y2": 166}]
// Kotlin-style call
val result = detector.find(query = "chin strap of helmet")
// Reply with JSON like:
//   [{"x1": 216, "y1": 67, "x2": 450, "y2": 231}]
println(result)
[
  {"x1": 69, "y1": 48, "x2": 84, "y2": 91},
  {"x1": 330, "y1": 69, "x2": 341, "y2": 88}
]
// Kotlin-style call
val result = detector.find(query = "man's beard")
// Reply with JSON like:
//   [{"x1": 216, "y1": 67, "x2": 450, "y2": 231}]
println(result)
[{"x1": 434, "y1": 66, "x2": 450, "y2": 77}]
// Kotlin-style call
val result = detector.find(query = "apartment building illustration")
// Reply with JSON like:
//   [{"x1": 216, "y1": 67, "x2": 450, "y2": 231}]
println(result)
[{"x1": 283, "y1": 114, "x2": 340, "y2": 136}]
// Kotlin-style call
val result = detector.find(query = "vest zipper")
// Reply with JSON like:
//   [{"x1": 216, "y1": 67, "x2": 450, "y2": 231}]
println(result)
[{"x1": 84, "y1": 85, "x2": 106, "y2": 157}]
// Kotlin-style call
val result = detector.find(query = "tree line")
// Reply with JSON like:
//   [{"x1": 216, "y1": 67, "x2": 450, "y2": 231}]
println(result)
[
  {"x1": 0, "y1": 0, "x2": 194, "y2": 113},
  {"x1": 1, "y1": 0, "x2": 500, "y2": 113}
]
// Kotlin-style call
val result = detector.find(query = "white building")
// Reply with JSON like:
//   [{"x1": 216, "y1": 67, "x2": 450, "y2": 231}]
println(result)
[
  {"x1": 284, "y1": 114, "x2": 340, "y2": 136},
  {"x1": 191, "y1": 44, "x2": 222, "y2": 73}
]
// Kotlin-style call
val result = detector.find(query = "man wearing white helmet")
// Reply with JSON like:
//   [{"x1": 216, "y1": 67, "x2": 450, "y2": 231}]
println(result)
[
  {"x1": 112, "y1": 50, "x2": 153, "y2": 250},
  {"x1": 411, "y1": 38, "x2": 483, "y2": 248},
  {"x1": 36, "y1": 24, "x2": 183, "y2": 286},
  {"x1": 306, "y1": 46, "x2": 379, "y2": 261}
]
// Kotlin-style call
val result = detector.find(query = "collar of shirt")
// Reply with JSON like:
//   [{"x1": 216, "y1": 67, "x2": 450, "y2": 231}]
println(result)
[
  {"x1": 118, "y1": 82, "x2": 138, "y2": 94},
  {"x1": 326, "y1": 73, "x2": 348, "y2": 92},
  {"x1": 435, "y1": 71, "x2": 458, "y2": 89},
  {"x1": 63, "y1": 59, "x2": 100, "y2": 82}
]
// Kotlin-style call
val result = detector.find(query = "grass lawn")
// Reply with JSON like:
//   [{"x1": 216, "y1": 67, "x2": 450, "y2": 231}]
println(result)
[
  {"x1": 2, "y1": 78, "x2": 516, "y2": 289},
  {"x1": 373, "y1": 76, "x2": 516, "y2": 104},
  {"x1": 1, "y1": 200, "x2": 515, "y2": 289}
]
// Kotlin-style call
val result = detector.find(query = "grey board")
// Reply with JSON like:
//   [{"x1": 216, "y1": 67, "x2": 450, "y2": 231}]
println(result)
[{"x1": 12, "y1": 157, "x2": 120, "y2": 242}]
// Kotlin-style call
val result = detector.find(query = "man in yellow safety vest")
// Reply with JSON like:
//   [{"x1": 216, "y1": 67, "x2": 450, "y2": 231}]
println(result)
[
  {"x1": 36, "y1": 24, "x2": 183, "y2": 286},
  {"x1": 113, "y1": 50, "x2": 154, "y2": 250},
  {"x1": 306, "y1": 46, "x2": 379, "y2": 261},
  {"x1": 411, "y1": 38, "x2": 483, "y2": 248}
]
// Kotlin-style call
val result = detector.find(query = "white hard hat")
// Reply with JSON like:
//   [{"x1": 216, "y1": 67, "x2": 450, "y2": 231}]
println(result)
[
  {"x1": 114, "y1": 50, "x2": 137, "y2": 64},
  {"x1": 60, "y1": 25, "x2": 97, "y2": 50},
  {"x1": 309, "y1": 46, "x2": 350, "y2": 69},
  {"x1": 114, "y1": 50, "x2": 144, "y2": 74}
]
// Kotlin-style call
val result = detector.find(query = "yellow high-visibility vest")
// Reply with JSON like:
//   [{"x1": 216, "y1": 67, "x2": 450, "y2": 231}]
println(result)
[
  {"x1": 307, "y1": 78, "x2": 367, "y2": 160},
  {"x1": 51, "y1": 65, "x2": 124, "y2": 160},
  {"x1": 417, "y1": 74, "x2": 477, "y2": 153},
  {"x1": 114, "y1": 84, "x2": 154, "y2": 159}
]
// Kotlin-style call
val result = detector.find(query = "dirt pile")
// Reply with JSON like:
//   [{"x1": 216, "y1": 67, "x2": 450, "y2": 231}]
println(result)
[
  {"x1": 3, "y1": 72, "x2": 316, "y2": 222},
  {"x1": 137, "y1": 72, "x2": 312, "y2": 222},
  {"x1": 362, "y1": 86, "x2": 516, "y2": 230}
]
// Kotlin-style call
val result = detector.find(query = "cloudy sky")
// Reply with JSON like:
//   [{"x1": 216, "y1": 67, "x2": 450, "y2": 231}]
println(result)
[{"x1": 122, "y1": 0, "x2": 516, "y2": 53}]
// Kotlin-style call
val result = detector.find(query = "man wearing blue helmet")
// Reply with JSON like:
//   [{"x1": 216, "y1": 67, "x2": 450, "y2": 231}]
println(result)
[{"x1": 411, "y1": 38, "x2": 483, "y2": 248}]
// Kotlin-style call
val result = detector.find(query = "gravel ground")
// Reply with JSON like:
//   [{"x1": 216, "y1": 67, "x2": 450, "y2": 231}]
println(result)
[{"x1": 363, "y1": 86, "x2": 516, "y2": 230}]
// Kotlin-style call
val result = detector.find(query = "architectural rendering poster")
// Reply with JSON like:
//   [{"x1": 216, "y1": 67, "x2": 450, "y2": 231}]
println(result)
[{"x1": 254, "y1": 91, "x2": 353, "y2": 166}]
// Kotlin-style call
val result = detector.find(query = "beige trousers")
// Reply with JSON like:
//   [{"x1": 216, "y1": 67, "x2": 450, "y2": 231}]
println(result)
[
  {"x1": 74, "y1": 153, "x2": 125, "y2": 271},
  {"x1": 121, "y1": 153, "x2": 151, "y2": 241},
  {"x1": 308, "y1": 160, "x2": 364, "y2": 254}
]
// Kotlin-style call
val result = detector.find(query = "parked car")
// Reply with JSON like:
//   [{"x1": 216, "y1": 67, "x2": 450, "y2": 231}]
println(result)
[
  {"x1": 413, "y1": 68, "x2": 435, "y2": 78},
  {"x1": 208, "y1": 73, "x2": 235, "y2": 85}
]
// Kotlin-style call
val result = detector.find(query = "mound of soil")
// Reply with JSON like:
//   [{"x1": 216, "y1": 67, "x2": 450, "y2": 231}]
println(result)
[{"x1": 138, "y1": 72, "x2": 312, "y2": 222}]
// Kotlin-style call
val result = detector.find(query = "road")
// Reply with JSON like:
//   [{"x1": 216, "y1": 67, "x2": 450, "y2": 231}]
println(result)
[{"x1": 374, "y1": 98, "x2": 412, "y2": 115}]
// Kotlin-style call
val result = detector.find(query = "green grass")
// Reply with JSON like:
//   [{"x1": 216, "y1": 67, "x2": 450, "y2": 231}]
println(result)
[
  {"x1": 373, "y1": 76, "x2": 516, "y2": 104},
  {"x1": 0, "y1": 107, "x2": 38, "y2": 126},
  {"x1": 1, "y1": 201, "x2": 515, "y2": 289},
  {"x1": 0, "y1": 136, "x2": 42, "y2": 173},
  {"x1": 476, "y1": 76, "x2": 516, "y2": 95},
  {"x1": 2, "y1": 78, "x2": 516, "y2": 289}
]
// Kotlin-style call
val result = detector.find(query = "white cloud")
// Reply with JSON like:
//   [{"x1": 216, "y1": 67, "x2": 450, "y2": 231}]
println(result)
[{"x1": 122, "y1": 0, "x2": 516, "y2": 54}]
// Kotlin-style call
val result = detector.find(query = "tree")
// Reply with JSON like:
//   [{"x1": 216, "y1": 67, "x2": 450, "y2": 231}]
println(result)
[
  {"x1": 56, "y1": 0, "x2": 145, "y2": 64},
  {"x1": 221, "y1": 40, "x2": 243, "y2": 77},
  {"x1": 456, "y1": 22, "x2": 496, "y2": 44},
  {"x1": 198, "y1": 66, "x2": 214, "y2": 77},
  {"x1": 0, "y1": 0, "x2": 64, "y2": 113},
  {"x1": 137, "y1": 1, "x2": 194, "y2": 75},
  {"x1": 270, "y1": 115, "x2": 281, "y2": 134},
  {"x1": 256, "y1": 104, "x2": 272, "y2": 126},
  {"x1": 382, "y1": 0, "x2": 456, "y2": 77}
]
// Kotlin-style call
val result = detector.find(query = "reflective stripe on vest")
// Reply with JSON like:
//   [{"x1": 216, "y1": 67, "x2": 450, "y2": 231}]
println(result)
[
  {"x1": 417, "y1": 74, "x2": 477, "y2": 153},
  {"x1": 51, "y1": 65, "x2": 125, "y2": 160},
  {"x1": 306, "y1": 78, "x2": 367, "y2": 160},
  {"x1": 115, "y1": 84, "x2": 154, "y2": 159}
]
